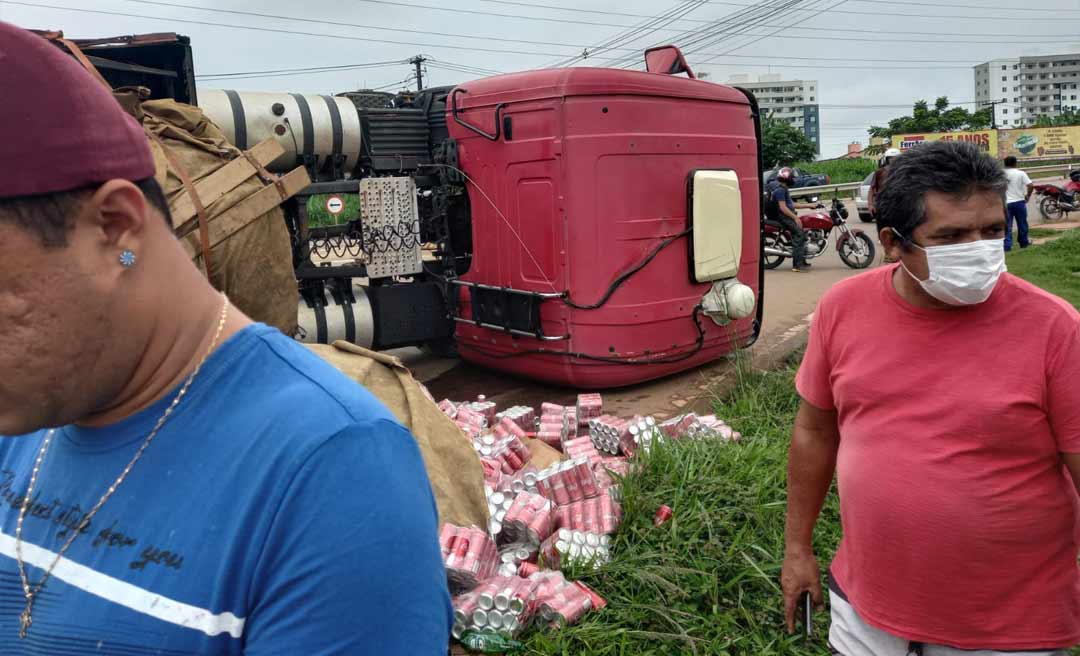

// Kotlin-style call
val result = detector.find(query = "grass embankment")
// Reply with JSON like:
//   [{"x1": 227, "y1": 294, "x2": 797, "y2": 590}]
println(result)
[
  {"x1": 1008, "y1": 227, "x2": 1080, "y2": 309},
  {"x1": 1028, "y1": 227, "x2": 1064, "y2": 240},
  {"x1": 524, "y1": 358, "x2": 840, "y2": 656}
]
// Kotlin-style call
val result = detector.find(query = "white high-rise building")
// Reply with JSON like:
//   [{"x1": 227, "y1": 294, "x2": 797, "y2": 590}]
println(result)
[
  {"x1": 975, "y1": 53, "x2": 1080, "y2": 126},
  {"x1": 974, "y1": 58, "x2": 1021, "y2": 127},
  {"x1": 727, "y1": 73, "x2": 820, "y2": 153}
]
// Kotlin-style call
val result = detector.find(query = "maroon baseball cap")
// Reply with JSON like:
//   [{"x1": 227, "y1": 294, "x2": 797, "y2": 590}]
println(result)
[{"x1": 0, "y1": 22, "x2": 155, "y2": 199}]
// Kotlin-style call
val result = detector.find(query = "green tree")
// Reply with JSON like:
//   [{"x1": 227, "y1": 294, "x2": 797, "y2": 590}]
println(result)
[
  {"x1": 1034, "y1": 108, "x2": 1080, "y2": 127},
  {"x1": 868, "y1": 97, "x2": 993, "y2": 140},
  {"x1": 761, "y1": 115, "x2": 818, "y2": 169}
]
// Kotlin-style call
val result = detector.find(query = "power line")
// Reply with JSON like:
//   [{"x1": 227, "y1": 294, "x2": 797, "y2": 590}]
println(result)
[
  {"x1": 123, "y1": 0, "x2": 649, "y2": 52},
  {"x1": 673, "y1": 31, "x2": 1041, "y2": 45},
  {"x1": 552, "y1": 0, "x2": 710, "y2": 68},
  {"x1": 121, "y1": 0, "x2": 1058, "y2": 46},
  {"x1": 197, "y1": 60, "x2": 410, "y2": 80},
  {"x1": 425, "y1": 58, "x2": 505, "y2": 76},
  {"x1": 699, "y1": 0, "x2": 853, "y2": 60},
  {"x1": 13, "y1": 0, "x2": 1068, "y2": 56},
  {"x1": 469, "y1": 0, "x2": 1075, "y2": 20},
  {"x1": 344, "y1": 0, "x2": 1078, "y2": 25},
  {"x1": 668, "y1": 0, "x2": 828, "y2": 65},
  {"x1": 4, "y1": 0, "x2": 1065, "y2": 66},
  {"x1": 717, "y1": 53, "x2": 980, "y2": 63},
  {"x1": 124, "y1": 0, "x2": 1077, "y2": 32},
  {"x1": 370, "y1": 75, "x2": 416, "y2": 91},
  {"x1": 343, "y1": 0, "x2": 1080, "y2": 24},
  {"x1": 1, "y1": 1, "x2": 575, "y2": 57},
  {"x1": 838, "y1": 0, "x2": 1074, "y2": 10},
  {"x1": 617, "y1": 0, "x2": 809, "y2": 67},
  {"x1": 776, "y1": 3, "x2": 1080, "y2": 19},
  {"x1": 606, "y1": 0, "x2": 808, "y2": 68}
]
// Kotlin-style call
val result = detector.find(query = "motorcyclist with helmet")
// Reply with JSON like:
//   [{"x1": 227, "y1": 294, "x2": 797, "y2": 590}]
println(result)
[
  {"x1": 766, "y1": 166, "x2": 821, "y2": 272},
  {"x1": 871, "y1": 148, "x2": 901, "y2": 263}
]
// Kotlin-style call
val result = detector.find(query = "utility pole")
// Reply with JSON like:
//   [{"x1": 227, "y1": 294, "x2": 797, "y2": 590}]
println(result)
[
  {"x1": 981, "y1": 99, "x2": 1002, "y2": 129},
  {"x1": 410, "y1": 55, "x2": 426, "y2": 92}
]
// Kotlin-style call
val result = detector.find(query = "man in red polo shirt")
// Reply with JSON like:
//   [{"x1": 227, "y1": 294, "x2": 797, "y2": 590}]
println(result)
[{"x1": 781, "y1": 140, "x2": 1080, "y2": 654}]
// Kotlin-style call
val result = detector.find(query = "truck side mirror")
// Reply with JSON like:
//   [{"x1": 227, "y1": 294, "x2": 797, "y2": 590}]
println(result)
[{"x1": 644, "y1": 45, "x2": 696, "y2": 79}]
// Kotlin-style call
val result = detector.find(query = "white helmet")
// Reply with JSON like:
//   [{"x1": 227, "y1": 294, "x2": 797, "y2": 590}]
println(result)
[{"x1": 881, "y1": 147, "x2": 901, "y2": 166}]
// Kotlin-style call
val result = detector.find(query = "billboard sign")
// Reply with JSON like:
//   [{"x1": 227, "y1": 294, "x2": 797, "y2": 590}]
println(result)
[
  {"x1": 999, "y1": 126, "x2": 1080, "y2": 159},
  {"x1": 893, "y1": 130, "x2": 997, "y2": 154}
]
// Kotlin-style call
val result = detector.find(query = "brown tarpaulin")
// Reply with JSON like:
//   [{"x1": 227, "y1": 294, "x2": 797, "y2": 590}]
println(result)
[
  {"x1": 114, "y1": 88, "x2": 298, "y2": 334},
  {"x1": 307, "y1": 341, "x2": 490, "y2": 529}
]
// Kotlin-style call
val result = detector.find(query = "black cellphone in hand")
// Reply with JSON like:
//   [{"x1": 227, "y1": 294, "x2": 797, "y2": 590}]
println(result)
[{"x1": 801, "y1": 591, "x2": 813, "y2": 638}]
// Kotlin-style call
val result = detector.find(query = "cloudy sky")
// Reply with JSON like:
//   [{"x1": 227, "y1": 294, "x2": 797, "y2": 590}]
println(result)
[{"x1": 2, "y1": 0, "x2": 1079, "y2": 157}]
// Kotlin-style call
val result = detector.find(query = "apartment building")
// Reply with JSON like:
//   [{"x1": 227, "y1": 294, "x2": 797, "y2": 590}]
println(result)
[
  {"x1": 975, "y1": 53, "x2": 1080, "y2": 126},
  {"x1": 727, "y1": 73, "x2": 820, "y2": 153}
]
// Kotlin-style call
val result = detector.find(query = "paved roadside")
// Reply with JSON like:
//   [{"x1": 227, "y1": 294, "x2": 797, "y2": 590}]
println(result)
[{"x1": 400, "y1": 228, "x2": 870, "y2": 419}]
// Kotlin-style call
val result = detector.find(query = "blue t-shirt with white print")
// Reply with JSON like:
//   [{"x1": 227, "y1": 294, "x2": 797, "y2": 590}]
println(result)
[{"x1": 0, "y1": 324, "x2": 452, "y2": 654}]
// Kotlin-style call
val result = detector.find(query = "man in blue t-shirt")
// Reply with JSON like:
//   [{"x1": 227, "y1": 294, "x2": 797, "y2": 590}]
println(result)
[
  {"x1": 765, "y1": 167, "x2": 818, "y2": 272},
  {"x1": 0, "y1": 22, "x2": 451, "y2": 654}
]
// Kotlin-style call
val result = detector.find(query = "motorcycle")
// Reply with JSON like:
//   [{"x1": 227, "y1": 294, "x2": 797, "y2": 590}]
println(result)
[
  {"x1": 762, "y1": 198, "x2": 876, "y2": 270},
  {"x1": 1032, "y1": 183, "x2": 1077, "y2": 220}
]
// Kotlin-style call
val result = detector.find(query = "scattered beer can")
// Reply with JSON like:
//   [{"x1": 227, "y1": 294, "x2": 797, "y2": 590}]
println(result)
[{"x1": 653, "y1": 504, "x2": 673, "y2": 527}]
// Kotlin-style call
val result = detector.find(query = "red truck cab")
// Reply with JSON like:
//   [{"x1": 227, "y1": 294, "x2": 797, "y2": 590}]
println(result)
[{"x1": 448, "y1": 53, "x2": 764, "y2": 388}]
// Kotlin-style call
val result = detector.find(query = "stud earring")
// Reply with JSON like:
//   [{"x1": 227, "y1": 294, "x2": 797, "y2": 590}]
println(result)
[{"x1": 119, "y1": 249, "x2": 137, "y2": 268}]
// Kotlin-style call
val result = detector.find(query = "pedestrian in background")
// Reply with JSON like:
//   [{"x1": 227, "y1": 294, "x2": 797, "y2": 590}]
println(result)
[
  {"x1": 1003, "y1": 155, "x2": 1033, "y2": 251},
  {"x1": 782, "y1": 141, "x2": 1079, "y2": 655},
  {"x1": 870, "y1": 147, "x2": 900, "y2": 263},
  {"x1": 0, "y1": 22, "x2": 451, "y2": 654}
]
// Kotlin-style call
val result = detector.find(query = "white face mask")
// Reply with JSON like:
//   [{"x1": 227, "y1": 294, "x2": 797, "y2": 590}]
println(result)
[{"x1": 893, "y1": 230, "x2": 1007, "y2": 306}]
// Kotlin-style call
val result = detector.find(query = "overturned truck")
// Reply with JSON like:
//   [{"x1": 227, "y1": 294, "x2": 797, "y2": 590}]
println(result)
[{"x1": 68, "y1": 34, "x2": 764, "y2": 389}]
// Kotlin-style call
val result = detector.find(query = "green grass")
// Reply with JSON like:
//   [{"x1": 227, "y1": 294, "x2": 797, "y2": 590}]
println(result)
[
  {"x1": 523, "y1": 356, "x2": 840, "y2": 655},
  {"x1": 1028, "y1": 227, "x2": 1064, "y2": 240},
  {"x1": 1007, "y1": 228, "x2": 1080, "y2": 309},
  {"x1": 306, "y1": 193, "x2": 361, "y2": 227}
]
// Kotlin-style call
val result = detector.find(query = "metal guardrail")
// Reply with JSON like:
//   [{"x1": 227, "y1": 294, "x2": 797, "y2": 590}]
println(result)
[
  {"x1": 789, "y1": 161, "x2": 1079, "y2": 198},
  {"x1": 787, "y1": 181, "x2": 861, "y2": 197}
]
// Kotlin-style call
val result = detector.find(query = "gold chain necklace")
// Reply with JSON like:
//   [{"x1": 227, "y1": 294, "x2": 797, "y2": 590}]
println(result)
[{"x1": 14, "y1": 293, "x2": 229, "y2": 639}]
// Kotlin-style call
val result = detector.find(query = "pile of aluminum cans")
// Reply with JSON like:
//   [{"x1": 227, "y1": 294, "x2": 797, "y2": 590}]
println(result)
[
  {"x1": 451, "y1": 570, "x2": 603, "y2": 639},
  {"x1": 540, "y1": 528, "x2": 613, "y2": 570},
  {"x1": 499, "y1": 491, "x2": 554, "y2": 545},
  {"x1": 554, "y1": 495, "x2": 622, "y2": 536},
  {"x1": 440, "y1": 524, "x2": 498, "y2": 590},
  {"x1": 496, "y1": 405, "x2": 536, "y2": 432},
  {"x1": 659, "y1": 413, "x2": 741, "y2": 441},
  {"x1": 435, "y1": 391, "x2": 739, "y2": 643},
  {"x1": 534, "y1": 457, "x2": 602, "y2": 506}
]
